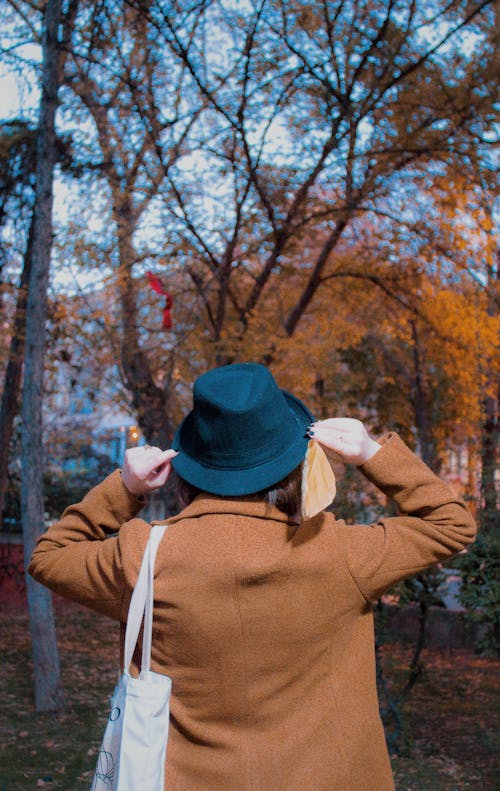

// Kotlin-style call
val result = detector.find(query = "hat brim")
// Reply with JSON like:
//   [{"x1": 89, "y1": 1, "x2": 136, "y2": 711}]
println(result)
[{"x1": 172, "y1": 390, "x2": 313, "y2": 496}]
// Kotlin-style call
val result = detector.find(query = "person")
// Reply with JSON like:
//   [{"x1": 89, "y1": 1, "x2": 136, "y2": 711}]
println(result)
[{"x1": 29, "y1": 362, "x2": 476, "y2": 791}]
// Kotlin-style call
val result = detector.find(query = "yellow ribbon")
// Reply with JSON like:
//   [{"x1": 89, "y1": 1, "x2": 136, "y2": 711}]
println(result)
[{"x1": 301, "y1": 440, "x2": 336, "y2": 520}]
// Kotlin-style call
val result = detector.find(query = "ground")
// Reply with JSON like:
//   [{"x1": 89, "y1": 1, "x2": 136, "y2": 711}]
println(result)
[{"x1": 0, "y1": 597, "x2": 498, "y2": 790}]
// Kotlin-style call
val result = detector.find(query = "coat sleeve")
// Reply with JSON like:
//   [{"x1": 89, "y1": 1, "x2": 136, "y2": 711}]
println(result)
[
  {"x1": 27, "y1": 470, "x2": 149, "y2": 620},
  {"x1": 339, "y1": 433, "x2": 477, "y2": 603}
]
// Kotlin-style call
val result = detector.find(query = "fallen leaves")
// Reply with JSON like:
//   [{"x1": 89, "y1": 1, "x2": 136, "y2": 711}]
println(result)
[{"x1": 1, "y1": 601, "x2": 498, "y2": 790}]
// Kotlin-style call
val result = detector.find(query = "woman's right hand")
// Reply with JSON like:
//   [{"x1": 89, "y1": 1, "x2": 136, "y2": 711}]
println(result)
[
  {"x1": 121, "y1": 446, "x2": 178, "y2": 495},
  {"x1": 309, "y1": 418, "x2": 381, "y2": 466}
]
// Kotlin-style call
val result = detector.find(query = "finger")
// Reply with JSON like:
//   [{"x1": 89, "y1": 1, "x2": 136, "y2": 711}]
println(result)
[
  {"x1": 140, "y1": 445, "x2": 163, "y2": 457},
  {"x1": 140, "y1": 447, "x2": 177, "y2": 459},
  {"x1": 146, "y1": 449, "x2": 178, "y2": 478},
  {"x1": 310, "y1": 420, "x2": 348, "y2": 437},
  {"x1": 150, "y1": 449, "x2": 178, "y2": 470},
  {"x1": 145, "y1": 456, "x2": 177, "y2": 489},
  {"x1": 139, "y1": 446, "x2": 174, "y2": 464},
  {"x1": 147, "y1": 467, "x2": 170, "y2": 488},
  {"x1": 311, "y1": 434, "x2": 346, "y2": 457},
  {"x1": 310, "y1": 419, "x2": 341, "y2": 432},
  {"x1": 158, "y1": 449, "x2": 179, "y2": 461},
  {"x1": 309, "y1": 424, "x2": 345, "y2": 445}
]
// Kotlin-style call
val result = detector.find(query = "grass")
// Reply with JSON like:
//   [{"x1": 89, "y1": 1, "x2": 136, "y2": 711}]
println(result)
[{"x1": 0, "y1": 601, "x2": 498, "y2": 790}]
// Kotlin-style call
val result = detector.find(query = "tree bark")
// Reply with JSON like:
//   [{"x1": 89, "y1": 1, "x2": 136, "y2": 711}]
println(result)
[
  {"x1": 21, "y1": 0, "x2": 64, "y2": 712},
  {"x1": 410, "y1": 319, "x2": 435, "y2": 468},
  {"x1": 481, "y1": 385, "x2": 499, "y2": 531},
  {"x1": 480, "y1": 245, "x2": 499, "y2": 532},
  {"x1": 0, "y1": 3, "x2": 79, "y2": 529},
  {"x1": 0, "y1": 220, "x2": 33, "y2": 526}
]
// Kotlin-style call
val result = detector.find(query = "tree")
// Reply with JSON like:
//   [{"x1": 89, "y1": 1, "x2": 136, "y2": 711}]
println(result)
[
  {"x1": 139, "y1": 2, "x2": 492, "y2": 308},
  {"x1": 0, "y1": 116, "x2": 81, "y2": 528},
  {"x1": 123, "y1": 0, "x2": 495, "y2": 375},
  {"x1": 0, "y1": 121, "x2": 37, "y2": 525},
  {"x1": 21, "y1": 0, "x2": 67, "y2": 713}
]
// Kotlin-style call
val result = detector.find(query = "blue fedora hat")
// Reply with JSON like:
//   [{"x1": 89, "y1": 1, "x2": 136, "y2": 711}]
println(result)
[{"x1": 172, "y1": 363, "x2": 313, "y2": 496}]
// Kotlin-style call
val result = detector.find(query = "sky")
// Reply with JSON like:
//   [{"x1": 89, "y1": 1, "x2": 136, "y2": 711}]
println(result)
[{"x1": 0, "y1": 37, "x2": 41, "y2": 121}]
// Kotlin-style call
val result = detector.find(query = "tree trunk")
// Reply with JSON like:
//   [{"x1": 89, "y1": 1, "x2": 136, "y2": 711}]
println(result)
[
  {"x1": 481, "y1": 385, "x2": 499, "y2": 531},
  {"x1": 0, "y1": 219, "x2": 33, "y2": 526},
  {"x1": 410, "y1": 319, "x2": 435, "y2": 467},
  {"x1": 21, "y1": 0, "x2": 64, "y2": 712},
  {"x1": 480, "y1": 246, "x2": 499, "y2": 532}
]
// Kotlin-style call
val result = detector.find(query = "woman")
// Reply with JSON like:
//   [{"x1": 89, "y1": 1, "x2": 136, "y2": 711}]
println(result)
[{"x1": 29, "y1": 362, "x2": 476, "y2": 791}]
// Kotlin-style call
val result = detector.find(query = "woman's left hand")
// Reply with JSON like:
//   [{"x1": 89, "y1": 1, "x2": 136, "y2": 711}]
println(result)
[
  {"x1": 309, "y1": 418, "x2": 381, "y2": 465},
  {"x1": 121, "y1": 446, "x2": 178, "y2": 496}
]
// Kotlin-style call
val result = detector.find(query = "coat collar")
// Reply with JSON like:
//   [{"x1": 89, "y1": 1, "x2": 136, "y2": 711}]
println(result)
[{"x1": 163, "y1": 494, "x2": 300, "y2": 526}]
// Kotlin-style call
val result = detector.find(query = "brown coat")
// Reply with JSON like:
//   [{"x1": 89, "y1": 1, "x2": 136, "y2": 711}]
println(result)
[{"x1": 29, "y1": 434, "x2": 476, "y2": 790}]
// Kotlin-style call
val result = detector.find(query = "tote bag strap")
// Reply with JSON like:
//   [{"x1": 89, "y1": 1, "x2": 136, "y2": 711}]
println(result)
[{"x1": 123, "y1": 523, "x2": 168, "y2": 673}]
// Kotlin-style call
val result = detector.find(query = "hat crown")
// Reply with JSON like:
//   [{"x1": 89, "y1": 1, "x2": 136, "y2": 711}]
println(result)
[
  {"x1": 192, "y1": 364, "x2": 296, "y2": 467},
  {"x1": 172, "y1": 363, "x2": 313, "y2": 495}
]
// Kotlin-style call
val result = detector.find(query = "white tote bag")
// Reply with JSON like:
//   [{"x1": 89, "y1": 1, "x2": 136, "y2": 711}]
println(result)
[{"x1": 91, "y1": 524, "x2": 172, "y2": 791}]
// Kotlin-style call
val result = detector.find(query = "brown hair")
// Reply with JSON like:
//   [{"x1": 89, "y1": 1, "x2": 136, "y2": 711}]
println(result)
[{"x1": 175, "y1": 463, "x2": 303, "y2": 518}]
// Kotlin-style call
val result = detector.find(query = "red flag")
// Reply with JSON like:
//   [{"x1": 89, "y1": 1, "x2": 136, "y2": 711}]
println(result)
[{"x1": 147, "y1": 271, "x2": 173, "y2": 329}]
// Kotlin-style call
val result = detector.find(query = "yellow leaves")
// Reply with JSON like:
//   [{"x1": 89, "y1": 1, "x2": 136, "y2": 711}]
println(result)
[
  {"x1": 411, "y1": 285, "x2": 499, "y2": 445},
  {"x1": 428, "y1": 289, "x2": 498, "y2": 351}
]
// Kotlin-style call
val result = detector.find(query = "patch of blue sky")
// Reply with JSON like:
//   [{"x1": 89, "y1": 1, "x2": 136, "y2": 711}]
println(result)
[
  {"x1": 161, "y1": 151, "x2": 237, "y2": 245},
  {"x1": 0, "y1": 8, "x2": 41, "y2": 119},
  {"x1": 415, "y1": 11, "x2": 485, "y2": 65},
  {"x1": 0, "y1": 60, "x2": 39, "y2": 122},
  {"x1": 246, "y1": 114, "x2": 295, "y2": 163},
  {"x1": 50, "y1": 174, "x2": 115, "y2": 295}
]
